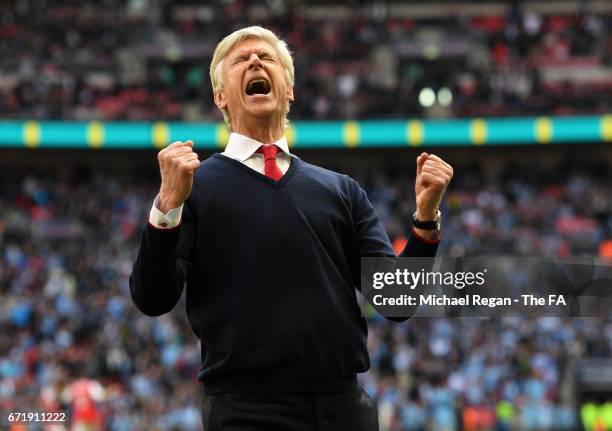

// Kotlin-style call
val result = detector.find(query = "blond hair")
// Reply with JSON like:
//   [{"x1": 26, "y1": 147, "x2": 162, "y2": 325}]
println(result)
[{"x1": 209, "y1": 26, "x2": 295, "y2": 131}]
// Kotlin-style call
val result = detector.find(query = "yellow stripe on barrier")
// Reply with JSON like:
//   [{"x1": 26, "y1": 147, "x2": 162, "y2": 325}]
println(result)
[
  {"x1": 602, "y1": 115, "x2": 612, "y2": 142},
  {"x1": 87, "y1": 122, "x2": 104, "y2": 148},
  {"x1": 407, "y1": 120, "x2": 423, "y2": 146},
  {"x1": 23, "y1": 121, "x2": 40, "y2": 148},
  {"x1": 343, "y1": 121, "x2": 360, "y2": 148},
  {"x1": 535, "y1": 117, "x2": 552, "y2": 144},
  {"x1": 216, "y1": 123, "x2": 229, "y2": 149},
  {"x1": 152, "y1": 122, "x2": 169, "y2": 149},
  {"x1": 470, "y1": 119, "x2": 487, "y2": 145},
  {"x1": 285, "y1": 125, "x2": 296, "y2": 148}
]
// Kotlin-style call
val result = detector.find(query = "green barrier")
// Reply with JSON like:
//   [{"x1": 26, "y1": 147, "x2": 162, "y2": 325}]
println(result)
[{"x1": 0, "y1": 115, "x2": 610, "y2": 149}]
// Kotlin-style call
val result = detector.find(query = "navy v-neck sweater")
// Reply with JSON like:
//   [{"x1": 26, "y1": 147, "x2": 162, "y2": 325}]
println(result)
[{"x1": 130, "y1": 154, "x2": 439, "y2": 394}]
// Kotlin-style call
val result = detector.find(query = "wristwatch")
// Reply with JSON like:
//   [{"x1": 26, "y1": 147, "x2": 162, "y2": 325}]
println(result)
[{"x1": 413, "y1": 209, "x2": 441, "y2": 230}]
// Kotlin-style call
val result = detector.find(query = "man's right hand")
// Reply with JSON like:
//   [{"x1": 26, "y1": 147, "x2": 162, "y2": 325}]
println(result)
[{"x1": 157, "y1": 140, "x2": 200, "y2": 213}]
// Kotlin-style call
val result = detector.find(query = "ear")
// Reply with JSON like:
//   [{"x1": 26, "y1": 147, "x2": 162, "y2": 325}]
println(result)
[
  {"x1": 286, "y1": 86, "x2": 294, "y2": 102},
  {"x1": 214, "y1": 90, "x2": 227, "y2": 110}
]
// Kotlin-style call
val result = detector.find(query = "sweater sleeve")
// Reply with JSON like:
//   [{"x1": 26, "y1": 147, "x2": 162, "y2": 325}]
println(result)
[
  {"x1": 348, "y1": 179, "x2": 396, "y2": 294},
  {"x1": 399, "y1": 227, "x2": 440, "y2": 257},
  {"x1": 349, "y1": 178, "x2": 396, "y2": 261},
  {"x1": 349, "y1": 178, "x2": 440, "y2": 322},
  {"x1": 349, "y1": 178, "x2": 441, "y2": 259},
  {"x1": 129, "y1": 199, "x2": 196, "y2": 316}
]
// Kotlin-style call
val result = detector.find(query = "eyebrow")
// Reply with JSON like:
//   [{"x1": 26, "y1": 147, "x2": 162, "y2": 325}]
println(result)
[{"x1": 232, "y1": 48, "x2": 275, "y2": 59}]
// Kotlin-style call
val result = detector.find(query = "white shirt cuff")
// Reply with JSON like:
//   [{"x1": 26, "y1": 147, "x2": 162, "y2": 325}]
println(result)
[{"x1": 149, "y1": 195, "x2": 183, "y2": 229}]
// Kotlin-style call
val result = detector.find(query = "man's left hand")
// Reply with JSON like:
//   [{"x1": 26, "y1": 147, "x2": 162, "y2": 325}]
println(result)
[{"x1": 415, "y1": 153, "x2": 453, "y2": 221}]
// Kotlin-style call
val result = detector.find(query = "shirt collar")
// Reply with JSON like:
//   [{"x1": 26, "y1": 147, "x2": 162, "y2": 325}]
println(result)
[{"x1": 224, "y1": 133, "x2": 292, "y2": 162}]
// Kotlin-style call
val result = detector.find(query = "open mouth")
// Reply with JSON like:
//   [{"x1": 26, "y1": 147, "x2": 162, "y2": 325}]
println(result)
[{"x1": 245, "y1": 78, "x2": 271, "y2": 96}]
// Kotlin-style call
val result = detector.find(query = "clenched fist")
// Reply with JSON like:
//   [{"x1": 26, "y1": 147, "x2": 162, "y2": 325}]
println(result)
[
  {"x1": 157, "y1": 140, "x2": 200, "y2": 213},
  {"x1": 415, "y1": 152, "x2": 453, "y2": 221}
]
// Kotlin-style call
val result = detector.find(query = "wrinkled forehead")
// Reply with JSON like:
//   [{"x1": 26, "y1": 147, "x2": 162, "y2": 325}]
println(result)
[{"x1": 225, "y1": 37, "x2": 278, "y2": 62}]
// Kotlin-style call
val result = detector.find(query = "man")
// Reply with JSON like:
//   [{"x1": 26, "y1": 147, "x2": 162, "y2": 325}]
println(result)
[{"x1": 129, "y1": 26, "x2": 453, "y2": 430}]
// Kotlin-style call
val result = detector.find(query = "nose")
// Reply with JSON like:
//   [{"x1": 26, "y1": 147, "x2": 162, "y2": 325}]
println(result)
[{"x1": 247, "y1": 53, "x2": 263, "y2": 69}]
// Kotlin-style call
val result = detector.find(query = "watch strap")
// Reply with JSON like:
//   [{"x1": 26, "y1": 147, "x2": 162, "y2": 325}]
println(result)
[{"x1": 413, "y1": 210, "x2": 441, "y2": 230}]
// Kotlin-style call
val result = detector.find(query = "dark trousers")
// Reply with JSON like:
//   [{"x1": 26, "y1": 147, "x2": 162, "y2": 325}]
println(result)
[{"x1": 201, "y1": 388, "x2": 379, "y2": 431}]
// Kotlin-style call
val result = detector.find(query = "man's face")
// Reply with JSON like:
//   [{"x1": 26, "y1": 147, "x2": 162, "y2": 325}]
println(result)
[{"x1": 215, "y1": 38, "x2": 294, "y2": 125}]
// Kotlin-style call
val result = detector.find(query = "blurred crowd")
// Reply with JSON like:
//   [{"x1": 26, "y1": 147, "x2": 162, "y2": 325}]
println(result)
[
  {"x1": 0, "y1": 0, "x2": 611, "y2": 121},
  {"x1": 0, "y1": 154, "x2": 611, "y2": 430},
  {"x1": 362, "y1": 157, "x2": 612, "y2": 258}
]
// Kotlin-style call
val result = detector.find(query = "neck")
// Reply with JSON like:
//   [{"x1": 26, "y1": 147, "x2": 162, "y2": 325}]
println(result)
[{"x1": 232, "y1": 116, "x2": 285, "y2": 145}]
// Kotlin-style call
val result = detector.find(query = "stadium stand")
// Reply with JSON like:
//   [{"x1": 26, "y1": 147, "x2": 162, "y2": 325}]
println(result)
[
  {"x1": 0, "y1": 1, "x2": 610, "y2": 121},
  {"x1": 1, "y1": 146, "x2": 611, "y2": 430}
]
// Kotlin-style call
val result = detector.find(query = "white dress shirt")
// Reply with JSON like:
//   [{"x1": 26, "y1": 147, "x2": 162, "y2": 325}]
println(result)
[{"x1": 149, "y1": 133, "x2": 293, "y2": 228}]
